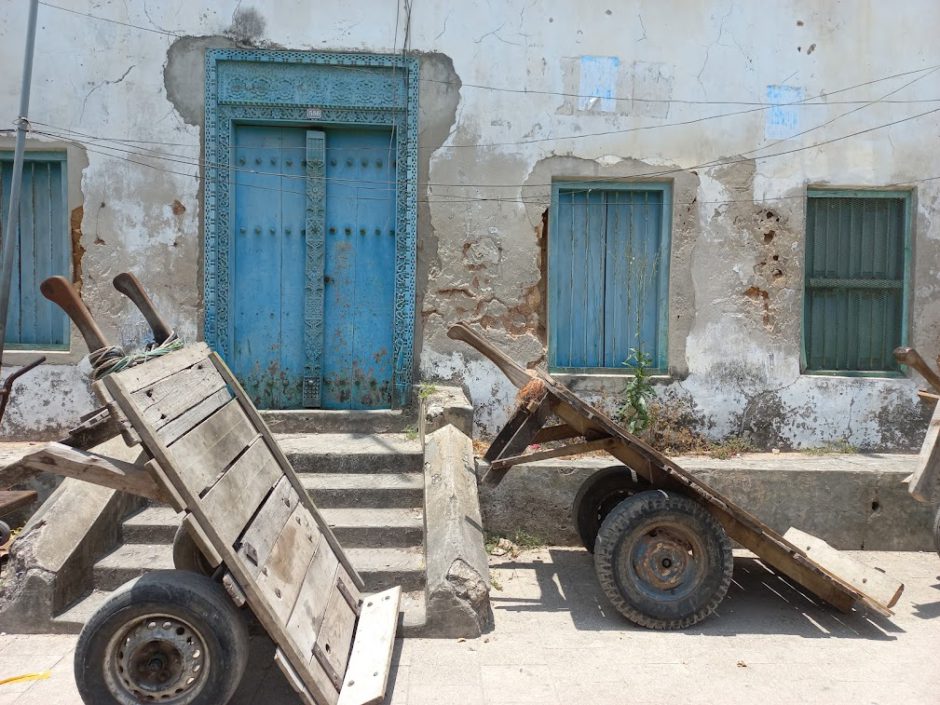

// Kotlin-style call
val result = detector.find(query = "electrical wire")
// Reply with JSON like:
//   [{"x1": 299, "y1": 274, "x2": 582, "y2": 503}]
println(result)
[
  {"x1": 19, "y1": 127, "x2": 940, "y2": 211},
  {"x1": 29, "y1": 103, "x2": 940, "y2": 192}
]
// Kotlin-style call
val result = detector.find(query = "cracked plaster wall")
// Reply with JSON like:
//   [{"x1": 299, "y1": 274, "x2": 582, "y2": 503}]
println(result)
[{"x1": 0, "y1": 2, "x2": 938, "y2": 449}]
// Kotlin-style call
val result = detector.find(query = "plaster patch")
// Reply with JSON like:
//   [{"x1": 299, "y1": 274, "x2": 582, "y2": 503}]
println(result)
[
  {"x1": 765, "y1": 85, "x2": 804, "y2": 139},
  {"x1": 578, "y1": 55, "x2": 620, "y2": 112}
]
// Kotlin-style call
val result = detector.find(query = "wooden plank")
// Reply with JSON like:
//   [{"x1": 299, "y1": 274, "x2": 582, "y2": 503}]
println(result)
[
  {"x1": 286, "y1": 543, "x2": 341, "y2": 658},
  {"x1": 10, "y1": 443, "x2": 168, "y2": 502},
  {"x1": 312, "y1": 583, "x2": 357, "y2": 692},
  {"x1": 0, "y1": 490, "x2": 38, "y2": 514},
  {"x1": 255, "y1": 504, "x2": 322, "y2": 625},
  {"x1": 237, "y1": 476, "x2": 299, "y2": 573},
  {"x1": 337, "y1": 586, "x2": 402, "y2": 705},
  {"x1": 484, "y1": 402, "x2": 536, "y2": 462},
  {"x1": 145, "y1": 459, "x2": 187, "y2": 512},
  {"x1": 910, "y1": 398, "x2": 940, "y2": 502},
  {"x1": 488, "y1": 437, "x2": 615, "y2": 471},
  {"x1": 180, "y1": 513, "x2": 222, "y2": 569},
  {"x1": 783, "y1": 527, "x2": 903, "y2": 610},
  {"x1": 168, "y1": 399, "x2": 260, "y2": 497},
  {"x1": 111, "y1": 342, "x2": 212, "y2": 393},
  {"x1": 209, "y1": 352, "x2": 365, "y2": 593},
  {"x1": 157, "y1": 387, "x2": 232, "y2": 446},
  {"x1": 134, "y1": 363, "x2": 228, "y2": 431},
  {"x1": 199, "y1": 437, "x2": 281, "y2": 546}
]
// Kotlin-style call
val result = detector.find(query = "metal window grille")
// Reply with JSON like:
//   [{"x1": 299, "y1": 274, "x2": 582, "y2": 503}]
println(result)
[{"x1": 803, "y1": 192, "x2": 910, "y2": 374}]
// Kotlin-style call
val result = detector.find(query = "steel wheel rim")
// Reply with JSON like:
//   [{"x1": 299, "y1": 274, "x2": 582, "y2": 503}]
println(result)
[
  {"x1": 103, "y1": 613, "x2": 209, "y2": 705},
  {"x1": 618, "y1": 518, "x2": 708, "y2": 603}
]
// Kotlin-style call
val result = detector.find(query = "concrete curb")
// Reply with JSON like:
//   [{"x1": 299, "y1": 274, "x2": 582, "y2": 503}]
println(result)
[
  {"x1": 480, "y1": 453, "x2": 938, "y2": 551},
  {"x1": 420, "y1": 387, "x2": 493, "y2": 637}
]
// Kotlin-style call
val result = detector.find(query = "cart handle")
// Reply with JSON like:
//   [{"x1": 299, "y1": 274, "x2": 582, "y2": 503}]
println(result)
[
  {"x1": 894, "y1": 346, "x2": 940, "y2": 395},
  {"x1": 40, "y1": 276, "x2": 111, "y2": 352},
  {"x1": 113, "y1": 272, "x2": 174, "y2": 346}
]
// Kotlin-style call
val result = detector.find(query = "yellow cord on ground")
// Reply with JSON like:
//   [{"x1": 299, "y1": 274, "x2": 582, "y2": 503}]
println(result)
[{"x1": 0, "y1": 671, "x2": 51, "y2": 686}]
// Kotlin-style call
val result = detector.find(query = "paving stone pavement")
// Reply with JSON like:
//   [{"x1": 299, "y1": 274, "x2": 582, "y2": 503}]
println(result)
[{"x1": 0, "y1": 548, "x2": 938, "y2": 704}]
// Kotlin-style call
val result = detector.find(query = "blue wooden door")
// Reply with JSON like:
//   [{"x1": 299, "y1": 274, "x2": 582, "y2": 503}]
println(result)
[
  {"x1": 230, "y1": 125, "x2": 396, "y2": 409},
  {"x1": 231, "y1": 125, "x2": 307, "y2": 408},
  {"x1": 319, "y1": 128, "x2": 396, "y2": 409}
]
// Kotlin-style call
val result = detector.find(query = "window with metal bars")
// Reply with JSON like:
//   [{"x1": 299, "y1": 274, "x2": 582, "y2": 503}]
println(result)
[
  {"x1": 548, "y1": 182, "x2": 671, "y2": 371},
  {"x1": 802, "y1": 190, "x2": 911, "y2": 375},
  {"x1": 0, "y1": 152, "x2": 70, "y2": 348}
]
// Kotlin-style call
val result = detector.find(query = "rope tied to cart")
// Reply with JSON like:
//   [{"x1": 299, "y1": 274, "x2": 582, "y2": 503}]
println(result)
[{"x1": 89, "y1": 332, "x2": 183, "y2": 380}]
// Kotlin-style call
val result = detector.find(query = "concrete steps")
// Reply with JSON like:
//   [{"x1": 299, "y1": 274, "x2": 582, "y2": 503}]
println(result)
[{"x1": 51, "y1": 431, "x2": 430, "y2": 634}]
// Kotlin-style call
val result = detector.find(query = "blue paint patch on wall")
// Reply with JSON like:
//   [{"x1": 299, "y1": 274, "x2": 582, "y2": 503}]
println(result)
[
  {"x1": 579, "y1": 56, "x2": 620, "y2": 112},
  {"x1": 765, "y1": 84, "x2": 804, "y2": 139}
]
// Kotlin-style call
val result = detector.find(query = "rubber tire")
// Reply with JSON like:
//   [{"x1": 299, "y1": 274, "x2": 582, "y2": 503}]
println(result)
[
  {"x1": 75, "y1": 570, "x2": 249, "y2": 705},
  {"x1": 572, "y1": 465, "x2": 650, "y2": 553},
  {"x1": 933, "y1": 504, "x2": 940, "y2": 558},
  {"x1": 594, "y1": 490, "x2": 733, "y2": 630},
  {"x1": 172, "y1": 523, "x2": 216, "y2": 577},
  {"x1": 0, "y1": 520, "x2": 10, "y2": 547}
]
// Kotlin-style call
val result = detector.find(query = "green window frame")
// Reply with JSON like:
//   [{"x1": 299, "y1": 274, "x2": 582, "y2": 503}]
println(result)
[{"x1": 802, "y1": 189, "x2": 912, "y2": 376}]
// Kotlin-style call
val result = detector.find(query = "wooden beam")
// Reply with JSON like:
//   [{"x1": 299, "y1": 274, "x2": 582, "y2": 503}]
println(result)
[
  {"x1": 0, "y1": 490, "x2": 38, "y2": 514},
  {"x1": 482, "y1": 394, "x2": 555, "y2": 486},
  {"x1": 489, "y1": 438, "x2": 615, "y2": 471},
  {"x1": 909, "y1": 397, "x2": 940, "y2": 502},
  {"x1": 11, "y1": 443, "x2": 168, "y2": 502}
]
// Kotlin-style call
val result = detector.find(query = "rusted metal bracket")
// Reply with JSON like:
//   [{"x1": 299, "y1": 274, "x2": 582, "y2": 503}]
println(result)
[
  {"x1": 312, "y1": 643, "x2": 343, "y2": 691},
  {"x1": 336, "y1": 576, "x2": 361, "y2": 615}
]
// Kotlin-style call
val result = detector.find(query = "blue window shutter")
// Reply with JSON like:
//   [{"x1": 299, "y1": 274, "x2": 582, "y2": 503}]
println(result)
[
  {"x1": 549, "y1": 184, "x2": 669, "y2": 370},
  {"x1": 804, "y1": 192, "x2": 908, "y2": 373},
  {"x1": 0, "y1": 156, "x2": 69, "y2": 348}
]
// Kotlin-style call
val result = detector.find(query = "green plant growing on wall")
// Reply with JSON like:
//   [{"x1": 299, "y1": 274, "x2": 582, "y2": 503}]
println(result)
[
  {"x1": 616, "y1": 348, "x2": 655, "y2": 434},
  {"x1": 417, "y1": 382, "x2": 438, "y2": 401}
]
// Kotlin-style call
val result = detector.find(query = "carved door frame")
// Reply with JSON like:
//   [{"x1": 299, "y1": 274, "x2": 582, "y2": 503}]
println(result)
[{"x1": 203, "y1": 49, "x2": 419, "y2": 407}]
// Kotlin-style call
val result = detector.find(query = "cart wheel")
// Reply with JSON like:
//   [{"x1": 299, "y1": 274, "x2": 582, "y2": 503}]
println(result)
[
  {"x1": 594, "y1": 490, "x2": 733, "y2": 630},
  {"x1": 572, "y1": 465, "x2": 649, "y2": 553},
  {"x1": 172, "y1": 523, "x2": 216, "y2": 577},
  {"x1": 933, "y1": 505, "x2": 940, "y2": 558},
  {"x1": 75, "y1": 570, "x2": 248, "y2": 705},
  {"x1": 0, "y1": 520, "x2": 10, "y2": 547}
]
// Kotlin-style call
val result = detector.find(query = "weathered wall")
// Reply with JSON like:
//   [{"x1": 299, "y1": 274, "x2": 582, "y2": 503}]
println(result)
[{"x1": 1, "y1": 2, "x2": 939, "y2": 448}]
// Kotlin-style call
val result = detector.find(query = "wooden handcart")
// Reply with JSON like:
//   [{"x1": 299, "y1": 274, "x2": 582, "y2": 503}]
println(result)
[
  {"x1": 7, "y1": 274, "x2": 400, "y2": 705},
  {"x1": 449, "y1": 323, "x2": 904, "y2": 629}
]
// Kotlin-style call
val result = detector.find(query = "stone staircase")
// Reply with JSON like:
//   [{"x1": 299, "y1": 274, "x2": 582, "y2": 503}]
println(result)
[{"x1": 52, "y1": 425, "x2": 430, "y2": 634}]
